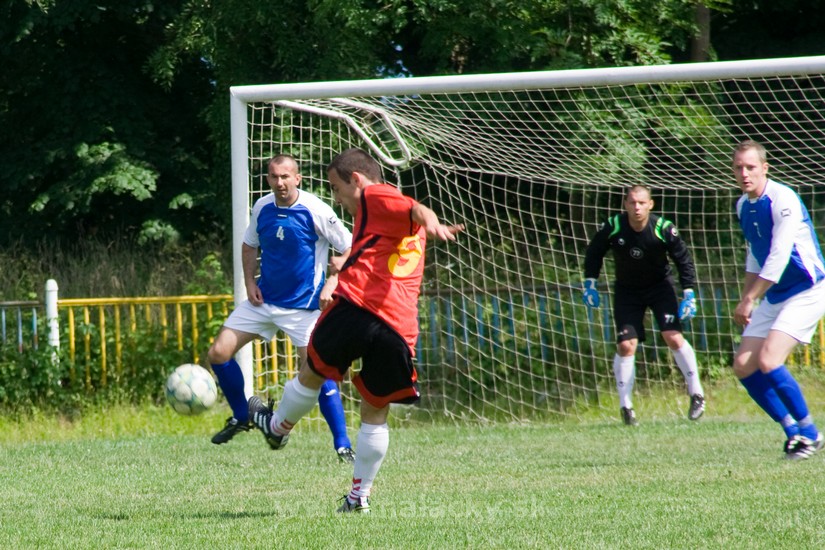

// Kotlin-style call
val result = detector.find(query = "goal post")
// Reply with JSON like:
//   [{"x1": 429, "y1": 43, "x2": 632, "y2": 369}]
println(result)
[{"x1": 229, "y1": 55, "x2": 825, "y2": 422}]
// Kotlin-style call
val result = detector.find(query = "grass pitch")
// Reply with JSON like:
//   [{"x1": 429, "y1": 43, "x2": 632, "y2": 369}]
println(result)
[{"x1": 2, "y1": 379, "x2": 825, "y2": 549}]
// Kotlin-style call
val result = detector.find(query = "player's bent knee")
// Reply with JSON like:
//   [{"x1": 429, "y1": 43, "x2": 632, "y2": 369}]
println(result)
[
  {"x1": 297, "y1": 364, "x2": 325, "y2": 389},
  {"x1": 617, "y1": 341, "x2": 636, "y2": 356},
  {"x1": 360, "y1": 401, "x2": 390, "y2": 425},
  {"x1": 206, "y1": 340, "x2": 235, "y2": 365},
  {"x1": 731, "y1": 355, "x2": 755, "y2": 378},
  {"x1": 206, "y1": 347, "x2": 230, "y2": 365},
  {"x1": 662, "y1": 330, "x2": 684, "y2": 349}
]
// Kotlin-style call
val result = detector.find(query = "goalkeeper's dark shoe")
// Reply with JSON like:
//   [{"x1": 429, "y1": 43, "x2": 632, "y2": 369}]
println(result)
[
  {"x1": 620, "y1": 407, "x2": 638, "y2": 426},
  {"x1": 784, "y1": 433, "x2": 825, "y2": 460},
  {"x1": 688, "y1": 394, "x2": 705, "y2": 421},
  {"x1": 211, "y1": 417, "x2": 252, "y2": 445},
  {"x1": 336, "y1": 495, "x2": 370, "y2": 514},
  {"x1": 248, "y1": 396, "x2": 289, "y2": 450},
  {"x1": 336, "y1": 446, "x2": 356, "y2": 464}
]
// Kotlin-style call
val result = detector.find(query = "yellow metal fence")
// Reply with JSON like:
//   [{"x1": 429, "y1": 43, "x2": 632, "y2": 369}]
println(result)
[
  {"x1": 58, "y1": 295, "x2": 233, "y2": 389},
  {"x1": 54, "y1": 294, "x2": 302, "y2": 393}
]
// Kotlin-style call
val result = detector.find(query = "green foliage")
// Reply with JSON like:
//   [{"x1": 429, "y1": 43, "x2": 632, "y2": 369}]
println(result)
[
  {"x1": 2, "y1": 0, "x2": 822, "y2": 251},
  {"x1": 108, "y1": 325, "x2": 195, "y2": 403},
  {"x1": 0, "y1": 237, "x2": 230, "y2": 299},
  {"x1": 30, "y1": 141, "x2": 158, "y2": 217},
  {"x1": 137, "y1": 219, "x2": 181, "y2": 246},
  {"x1": 317, "y1": 0, "x2": 711, "y2": 75},
  {"x1": 713, "y1": 0, "x2": 825, "y2": 61},
  {"x1": 0, "y1": 308, "x2": 223, "y2": 415},
  {"x1": 0, "y1": 0, "x2": 217, "y2": 247},
  {"x1": 185, "y1": 252, "x2": 233, "y2": 295},
  {"x1": 0, "y1": 344, "x2": 78, "y2": 416}
]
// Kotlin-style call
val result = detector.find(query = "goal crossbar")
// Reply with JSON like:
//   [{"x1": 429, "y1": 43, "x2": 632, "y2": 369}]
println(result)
[{"x1": 231, "y1": 55, "x2": 825, "y2": 102}]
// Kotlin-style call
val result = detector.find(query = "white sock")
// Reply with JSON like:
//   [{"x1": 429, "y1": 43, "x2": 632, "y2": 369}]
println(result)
[
  {"x1": 270, "y1": 378, "x2": 318, "y2": 435},
  {"x1": 671, "y1": 341, "x2": 703, "y2": 397},
  {"x1": 613, "y1": 354, "x2": 635, "y2": 409},
  {"x1": 349, "y1": 422, "x2": 389, "y2": 502}
]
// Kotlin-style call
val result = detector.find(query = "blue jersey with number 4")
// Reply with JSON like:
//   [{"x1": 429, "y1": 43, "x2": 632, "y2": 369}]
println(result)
[
  {"x1": 244, "y1": 190, "x2": 352, "y2": 310},
  {"x1": 736, "y1": 179, "x2": 825, "y2": 304}
]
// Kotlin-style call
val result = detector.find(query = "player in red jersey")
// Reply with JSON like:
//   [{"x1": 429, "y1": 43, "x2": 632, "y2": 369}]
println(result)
[{"x1": 249, "y1": 148, "x2": 464, "y2": 513}]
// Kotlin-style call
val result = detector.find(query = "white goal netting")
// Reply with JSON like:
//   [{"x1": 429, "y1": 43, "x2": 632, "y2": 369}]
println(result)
[{"x1": 231, "y1": 56, "x2": 825, "y2": 423}]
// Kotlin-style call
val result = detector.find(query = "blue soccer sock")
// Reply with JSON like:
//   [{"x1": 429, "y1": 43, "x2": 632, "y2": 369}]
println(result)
[
  {"x1": 318, "y1": 379, "x2": 351, "y2": 450},
  {"x1": 739, "y1": 370, "x2": 799, "y2": 438},
  {"x1": 211, "y1": 359, "x2": 249, "y2": 423},
  {"x1": 765, "y1": 366, "x2": 818, "y2": 439}
]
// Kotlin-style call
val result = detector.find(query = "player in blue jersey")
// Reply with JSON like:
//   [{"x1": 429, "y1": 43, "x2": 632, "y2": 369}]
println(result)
[
  {"x1": 206, "y1": 154, "x2": 356, "y2": 463},
  {"x1": 732, "y1": 139, "x2": 825, "y2": 460},
  {"x1": 583, "y1": 185, "x2": 705, "y2": 425}
]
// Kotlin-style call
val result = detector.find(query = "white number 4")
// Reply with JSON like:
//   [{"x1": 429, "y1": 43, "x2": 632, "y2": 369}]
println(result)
[{"x1": 276, "y1": 226, "x2": 285, "y2": 241}]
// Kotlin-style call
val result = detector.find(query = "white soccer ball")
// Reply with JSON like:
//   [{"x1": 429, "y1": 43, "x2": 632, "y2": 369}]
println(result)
[{"x1": 165, "y1": 363, "x2": 218, "y2": 415}]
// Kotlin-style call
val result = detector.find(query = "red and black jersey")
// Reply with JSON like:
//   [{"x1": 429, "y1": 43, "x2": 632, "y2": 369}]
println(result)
[{"x1": 336, "y1": 184, "x2": 427, "y2": 353}]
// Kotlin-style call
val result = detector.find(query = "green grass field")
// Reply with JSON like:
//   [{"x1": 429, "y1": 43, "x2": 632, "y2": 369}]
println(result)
[{"x1": 2, "y1": 378, "x2": 825, "y2": 549}]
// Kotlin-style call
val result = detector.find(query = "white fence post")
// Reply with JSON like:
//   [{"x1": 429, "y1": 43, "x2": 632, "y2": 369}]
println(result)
[{"x1": 45, "y1": 279, "x2": 59, "y2": 350}]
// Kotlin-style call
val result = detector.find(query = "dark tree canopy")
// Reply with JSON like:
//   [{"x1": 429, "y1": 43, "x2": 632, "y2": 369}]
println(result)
[{"x1": 0, "y1": 0, "x2": 823, "y2": 248}]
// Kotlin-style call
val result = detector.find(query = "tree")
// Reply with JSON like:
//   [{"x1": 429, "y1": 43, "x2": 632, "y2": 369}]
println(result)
[
  {"x1": 312, "y1": 0, "x2": 717, "y2": 75},
  {"x1": 712, "y1": 0, "x2": 825, "y2": 61},
  {"x1": 2, "y1": 0, "x2": 818, "y2": 253},
  {"x1": 0, "y1": 1, "x2": 216, "y2": 246}
]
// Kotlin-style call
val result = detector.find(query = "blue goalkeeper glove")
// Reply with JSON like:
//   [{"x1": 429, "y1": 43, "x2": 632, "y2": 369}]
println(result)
[
  {"x1": 582, "y1": 278, "x2": 600, "y2": 308},
  {"x1": 678, "y1": 289, "x2": 697, "y2": 321}
]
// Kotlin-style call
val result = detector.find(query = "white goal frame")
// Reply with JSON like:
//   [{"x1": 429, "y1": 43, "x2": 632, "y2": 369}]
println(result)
[{"x1": 229, "y1": 55, "x2": 825, "y2": 417}]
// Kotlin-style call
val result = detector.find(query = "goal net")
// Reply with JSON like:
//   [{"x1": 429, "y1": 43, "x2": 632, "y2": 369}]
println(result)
[{"x1": 230, "y1": 56, "x2": 825, "y2": 424}]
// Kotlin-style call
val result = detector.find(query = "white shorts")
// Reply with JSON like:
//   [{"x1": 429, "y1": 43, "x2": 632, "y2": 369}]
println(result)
[
  {"x1": 223, "y1": 300, "x2": 321, "y2": 347},
  {"x1": 743, "y1": 280, "x2": 825, "y2": 343}
]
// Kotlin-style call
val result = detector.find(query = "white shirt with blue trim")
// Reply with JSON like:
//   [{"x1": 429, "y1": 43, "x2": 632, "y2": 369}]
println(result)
[{"x1": 736, "y1": 179, "x2": 825, "y2": 303}]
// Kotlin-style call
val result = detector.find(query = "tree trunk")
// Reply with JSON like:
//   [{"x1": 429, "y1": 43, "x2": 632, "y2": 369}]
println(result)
[{"x1": 691, "y1": 2, "x2": 711, "y2": 62}]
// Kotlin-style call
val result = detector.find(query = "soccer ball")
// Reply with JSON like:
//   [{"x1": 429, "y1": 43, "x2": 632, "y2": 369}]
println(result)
[{"x1": 165, "y1": 363, "x2": 218, "y2": 415}]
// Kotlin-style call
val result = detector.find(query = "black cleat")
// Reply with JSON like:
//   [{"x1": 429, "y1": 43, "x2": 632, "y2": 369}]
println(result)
[
  {"x1": 688, "y1": 394, "x2": 705, "y2": 421},
  {"x1": 336, "y1": 446, "x2": 356, "y2": 463},
  {"x1": 336, "y1": 494, "x2": 370, "y2": 514},
  {"x1": 248, "y1": 396, "x2": 289, "y2": 450},
  {"x1": 784, "y1": 433, "x2": 825, "y2": 460},
  {"x1": 211, "y1": 417, "x2": 252, "y2": 445},
  {"x1": 620, "y1": 407, "x2": 638, "y2": 426}
]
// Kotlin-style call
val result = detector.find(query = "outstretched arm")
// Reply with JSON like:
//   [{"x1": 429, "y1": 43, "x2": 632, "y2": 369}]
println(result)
[{"x1": 411, "y1": 203, "x2": 465, "y2": 241}]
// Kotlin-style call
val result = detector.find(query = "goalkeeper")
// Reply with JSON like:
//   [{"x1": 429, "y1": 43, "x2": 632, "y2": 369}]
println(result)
[{"x1": 582, "y1": 184, "x2": 705, "y2": 425}]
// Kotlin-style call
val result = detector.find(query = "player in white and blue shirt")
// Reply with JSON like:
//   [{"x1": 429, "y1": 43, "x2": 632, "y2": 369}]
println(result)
[
  {"x1": 732, "y1": 140, "x2": 825, "y2": 459},
  {"x1": 246, "y1": 189, "x2": 351, "y2": 310},
  {"x1": 206, "y1": 155, "x2": 356, "y2": 462}
]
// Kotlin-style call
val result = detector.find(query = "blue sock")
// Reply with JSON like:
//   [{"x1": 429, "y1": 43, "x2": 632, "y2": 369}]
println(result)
[
  {"x1": 318, "y1": 379, "x2": 351, "y2": 449},
  {"x1": 765, "y1": 366, "x2": 818, "y2": 439},
  {"x1": 739, "y1": 370, "x2": 799, "y2": 437},
  {"x1": 211, "y1": 359, "x2": 249, "y2": 423}
]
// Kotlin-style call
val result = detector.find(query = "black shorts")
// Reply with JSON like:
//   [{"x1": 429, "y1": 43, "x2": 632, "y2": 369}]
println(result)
[
  {"x1": 613, "y1": 279, "x2": 682, "y2": 343},
  {"x1": 307, "y1": 297, "x2": 420, "y2": 408}
]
